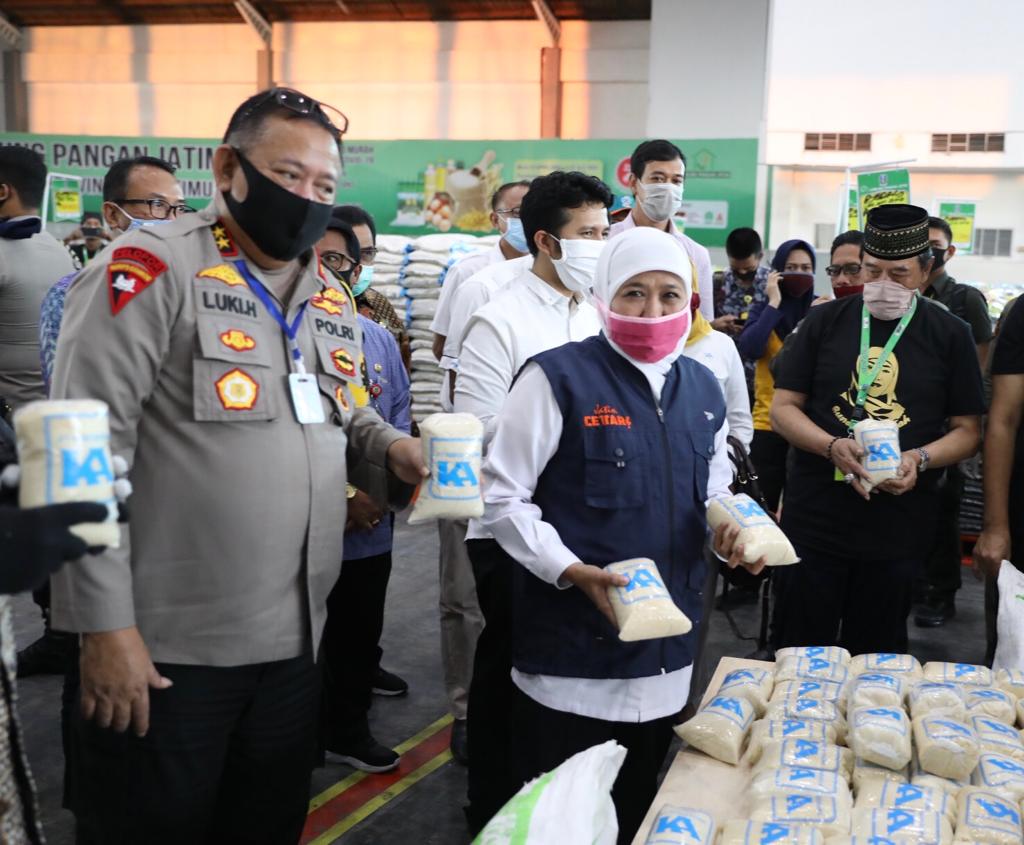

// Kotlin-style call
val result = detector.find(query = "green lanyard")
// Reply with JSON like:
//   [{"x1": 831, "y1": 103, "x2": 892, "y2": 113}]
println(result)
[{"x1": 850, "y1": 293, "x2": 918, "y2": 431}]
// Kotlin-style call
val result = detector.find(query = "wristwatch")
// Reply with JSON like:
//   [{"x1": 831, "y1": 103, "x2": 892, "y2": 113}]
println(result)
[
  {"x1": 346, "y1": 484, "x2": 358, "y2": 499},
  {"x1": 914, "y1": 447, "x2": 930, "y2": 473}
]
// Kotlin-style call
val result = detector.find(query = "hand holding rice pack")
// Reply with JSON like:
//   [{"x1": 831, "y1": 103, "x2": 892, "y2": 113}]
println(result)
[
  {"x1": 605, "y1": 559, "x2": 691, "y2": 642},
  {"x1": 706, "y1": 494, "x2": 799, "y2": 567},
  {"x1": 408, "y1": 413, "x2": 483, "y2": 524},
  {"x1": 14, "y1": 399, "x2": 120, "y2": 547},
  {"x1": 852, "y1": 419, "x2": 902, "y2": 493}
]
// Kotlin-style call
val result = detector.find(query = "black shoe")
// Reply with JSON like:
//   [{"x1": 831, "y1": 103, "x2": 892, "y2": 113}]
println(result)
[
  {"x1": 914, "y1": 597, "x2": 956, "y2": 628},
  {"x1": 450, "y1": 718, "x2": 468, "y2": 766},
  {"x1": 326, "y1": 735, "x2": 400, "y2": 773},
  {"x1": 372, "y1": 666, "x2": 409, "y2": 697},
  {"x1": 16, "y1": 629, "x2": 77, "y2": 678}
]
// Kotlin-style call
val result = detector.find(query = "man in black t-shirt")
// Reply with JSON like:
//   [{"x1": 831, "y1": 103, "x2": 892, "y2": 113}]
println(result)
[
  {"x1": 769, "y1": 204, "x2": 984, "y2": 654},
  {"x1": 974, "y1": 297, "x2": 1024, "y2": 660}
]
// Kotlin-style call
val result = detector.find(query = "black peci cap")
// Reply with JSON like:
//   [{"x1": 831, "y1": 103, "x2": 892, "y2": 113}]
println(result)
[{"x1": 863, "y1": 204, "x2": 931, "y2": 260}]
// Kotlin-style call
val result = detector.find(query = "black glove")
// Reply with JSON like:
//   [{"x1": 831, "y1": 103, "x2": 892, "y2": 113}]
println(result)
[{"x1": 0, "y1": 502, "x2": 110, "y2": 594}]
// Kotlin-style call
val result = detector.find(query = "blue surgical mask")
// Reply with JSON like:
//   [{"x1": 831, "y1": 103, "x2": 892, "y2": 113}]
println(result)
[
  {"x1": 351, "y1": 264, "x2": 374, "y2": 297},
  {"x1": 503, "y1": 217, "x2": 529, "y2": 254},
  {"x1": 114, "y1": 204, "x2": 175, "y2": 233}
]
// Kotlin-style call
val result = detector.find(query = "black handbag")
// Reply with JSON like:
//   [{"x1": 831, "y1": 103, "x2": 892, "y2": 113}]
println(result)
[{"x1": 720, "y1": 434, "x2": 773, "y2": 589}]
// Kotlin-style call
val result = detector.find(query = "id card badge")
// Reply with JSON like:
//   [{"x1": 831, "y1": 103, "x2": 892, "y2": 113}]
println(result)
[{"x1": 288, "y1": 373, "x2": 326, "y2": 424}]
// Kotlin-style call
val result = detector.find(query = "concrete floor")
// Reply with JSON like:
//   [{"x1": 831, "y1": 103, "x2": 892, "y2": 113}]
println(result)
[{"x1": 14, "y1": 519, "x2": 987, "y2": 845}]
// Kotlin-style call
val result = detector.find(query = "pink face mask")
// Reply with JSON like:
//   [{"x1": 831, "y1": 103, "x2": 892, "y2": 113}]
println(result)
[{"x1": 598, "y1": 301, "x2": 692, "y2": 363}]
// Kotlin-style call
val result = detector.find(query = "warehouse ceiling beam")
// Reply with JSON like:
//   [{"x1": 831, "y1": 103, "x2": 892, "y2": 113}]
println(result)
[
  {"x1": 0, "y1": 12, "x2": 24, "y2": 50},
  {"x1": 235, "y1": 0, "x2": 272, "y2": 46},
  {"x1": 532, "y1": 0, "x2": 561, "y2": 138},
  {"x1": 531, "y1": 0, "x2": 560, "y2": 46},
  {"x1": 234, "y1": 0, "x2": 274, "y2": 93}
]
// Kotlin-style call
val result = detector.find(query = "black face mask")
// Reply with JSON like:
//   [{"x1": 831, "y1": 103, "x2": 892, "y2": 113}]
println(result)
[
  {"x1": 733, "y1": 269, "x2": 758, "y2": 283},
  {"x1": 325, "y1": 264, "x2": 354, "y2": 285},
  {"x1": 931, "y1": 246, "x2": 948, "y2": 272},
  {"x1": 222, "y1": 149, "x2": 332, "y2": 261}
]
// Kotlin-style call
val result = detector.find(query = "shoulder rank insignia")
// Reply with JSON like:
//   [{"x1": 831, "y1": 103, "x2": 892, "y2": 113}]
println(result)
[{"x1": 198, "y1": 263, "x2": 247, "y2": 288}]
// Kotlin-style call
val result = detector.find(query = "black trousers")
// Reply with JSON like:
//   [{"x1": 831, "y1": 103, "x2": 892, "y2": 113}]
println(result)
[
  {"x1": 750, "y1": 429, "x2": 789, "y2": 513},
  {"x1": 321, "y1": 550, "x2": 392, "y2": 747},
  {"x1": 920, "y1": 468, "x2": 964, "y2": 601},
  {"x1": 465, "y1": 538, "x2": 519, "y2": 835},
  {"x1": 71, "y1": 654, "x2": 320, "y2": 845},
  {"x1": 512, "y1": 686, "x2": 675, "y2": 845},
  {"x1": 770, "y1": 544, "x2": 919, "y2": 655}
]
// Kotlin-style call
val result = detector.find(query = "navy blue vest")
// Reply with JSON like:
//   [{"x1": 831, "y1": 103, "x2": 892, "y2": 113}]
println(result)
[{"x1": 514, "y1": 334, "x2": 726, "y2": 679}]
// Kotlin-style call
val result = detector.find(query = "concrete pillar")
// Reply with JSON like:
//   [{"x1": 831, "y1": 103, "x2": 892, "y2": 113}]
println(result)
[
  {"x1": 2, "y1": 50, "x2": 27, "y2": 132},
  {"x1": 540, "y1": 46, "x2": 562, "y2": 139},
  {"x1": 257, "y1": 48, "x2": 273, "y2": 92}
]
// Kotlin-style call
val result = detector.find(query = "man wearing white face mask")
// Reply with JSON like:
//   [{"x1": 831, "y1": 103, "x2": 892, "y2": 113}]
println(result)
[
  {"x1": 457, "y1": 170, "x2": 607, "y2": 833},
  {"x1": 609, "y1": 139, "x2": 714, "y2": 323},
  {"x1": 431, "y1": 181, "x2": 531, "y2": 363},
  {"x1": 769, "y1": 204, "x2": 984, "y2": 654}
]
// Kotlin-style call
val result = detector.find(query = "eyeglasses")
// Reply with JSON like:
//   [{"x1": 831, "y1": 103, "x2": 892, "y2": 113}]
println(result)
[
  {"x1": 359, "y1": 246, "x2": 378, "y2": 263},
  {"x1": 320, "y1": 250, "x2": 356, "y2": 273},
  {"x1": 826, "y1": 263, "x2": 862, "y2": 278},
  {"x1": 494, "y1": 207, "x2": 522, "y2": 219},
  {"x1": 245, "y1": 87, "x2": 349, "y2": 140},
  {"x1": 115, "y1": 198, "x2": 195, "y2": 219}
]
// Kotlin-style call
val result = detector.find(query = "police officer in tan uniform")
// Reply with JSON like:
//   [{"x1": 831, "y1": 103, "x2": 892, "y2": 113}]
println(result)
[{"x1": 49, "y1": 89, "x2": 426, "y2": 844}]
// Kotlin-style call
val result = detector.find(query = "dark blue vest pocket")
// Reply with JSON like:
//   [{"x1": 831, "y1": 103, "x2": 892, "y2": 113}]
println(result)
[
  {"x1": 689, "y1": 424, "x2": 715, "y2": 502},
  {"x1": 582, "y1": 428, "x2": 647, "y2": 509}
]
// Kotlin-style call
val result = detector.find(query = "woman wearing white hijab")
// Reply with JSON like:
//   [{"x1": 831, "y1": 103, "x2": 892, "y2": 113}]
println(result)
[{"x1": 479, "y1": 227, "x2": 763, "y2": 842}]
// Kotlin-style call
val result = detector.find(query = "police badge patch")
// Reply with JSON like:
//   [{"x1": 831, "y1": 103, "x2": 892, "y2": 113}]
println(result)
[{"x1": 107, "y1": 246, "x2": 168, "y2": 315}]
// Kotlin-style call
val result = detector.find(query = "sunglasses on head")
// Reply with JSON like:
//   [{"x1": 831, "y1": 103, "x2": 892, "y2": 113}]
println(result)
[{"x1": 244, "y1": 87, "x2": 349, "y2": 140}]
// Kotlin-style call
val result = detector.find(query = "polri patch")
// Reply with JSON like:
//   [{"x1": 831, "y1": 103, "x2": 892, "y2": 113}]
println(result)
[
  {"x1": 107, "y1": 246, "x2": 167, "y2": 315},
  {"x1": 331, "y1": 347, "x2": 356, "y2": 378},
  {"x1": 215, "y1": 368, "x2": 259, "y2": 410},
  {"x1": 219, "y1": 329, "x2": 256, "y2": 352}
]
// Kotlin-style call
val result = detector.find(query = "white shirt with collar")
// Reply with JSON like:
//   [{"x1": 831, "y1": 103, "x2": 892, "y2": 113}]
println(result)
[
  {"x1": 456, "y1": 268, "x2": 601, "y2": 541},
  {"x1": 609, "y1": 213, "x2": 714, "y2": 322},
  {"x1": 430, "y1": 242, "x2": 504, "y2": 337},
  {"x1": 684, "y1": 329, "x2": 754, "y2": 449},
  {"x1": 479, "y1": 357, "x2": 733, "y2": 722},
  {"x1": 437, "y1": 255, "x2": 533, "y2": 412}
]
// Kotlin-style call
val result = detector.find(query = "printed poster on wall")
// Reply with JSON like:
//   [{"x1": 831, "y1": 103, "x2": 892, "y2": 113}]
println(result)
[
  {"x1": 937, "y1": 200, "x2": 977, "y2": 255},
  {"x1": 856, "y1": 169, "x2": 911, "y2": 229},
  {"x1": 0, "y1": 134, "x2": 758, "y2": 248}
]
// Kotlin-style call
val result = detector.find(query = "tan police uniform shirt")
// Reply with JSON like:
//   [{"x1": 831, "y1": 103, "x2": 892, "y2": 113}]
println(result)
[
  {"x1": 0, "y1": 226, "x2": 76, "y2": 410},
  {"x1": 49, "y1": 205, "x2": 406, "y2": 667}
]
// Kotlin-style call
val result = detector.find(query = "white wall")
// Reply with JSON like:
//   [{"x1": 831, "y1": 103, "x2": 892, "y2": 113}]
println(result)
[
  {"x1": 769, "y1": 168, "x2": 1024, "y2": 285},
  {"x1": 647, "y1": 0, "x2": 769, "y2": 140},
  {"x1": 17, "y1": 19, "x2": 647, "y2": 140},
  {"x1": 765, "y1": 0, "x2": 1024, "y2": 169}
]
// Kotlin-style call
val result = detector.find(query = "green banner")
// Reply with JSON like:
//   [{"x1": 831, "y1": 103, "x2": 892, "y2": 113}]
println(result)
[
  {"x1": 847, "y1": 187, "x2": 859, "y2": 232},
  {"x1": 48, "y1": 174, "x2": 83, "y2": 222},
  {"x1": 938, "y1": 200, "x2": 977, "y2": 255},
  {"x1": 856, "y1": 169, "x2": 911, "y2": 229},
  {"x1": 0, "y1": 133, "x2": 757, "y2": 248}
]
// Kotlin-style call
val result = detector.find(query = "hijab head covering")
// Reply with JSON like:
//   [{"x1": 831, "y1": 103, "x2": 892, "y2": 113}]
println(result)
[
  {"x1": 770, "y1": 238, "x2": 817, "y2": 274},
  {"x1": 592, "y1": 227, "x2": 693, "y2": 391},
  {"x1": 768, "y1": 237, "x2": 817, "y2": 340}
]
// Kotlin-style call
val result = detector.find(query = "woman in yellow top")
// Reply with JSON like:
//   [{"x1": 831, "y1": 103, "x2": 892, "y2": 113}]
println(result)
[{"x1": 736, "y1": 238, "x2": 816, "y2": 511}]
